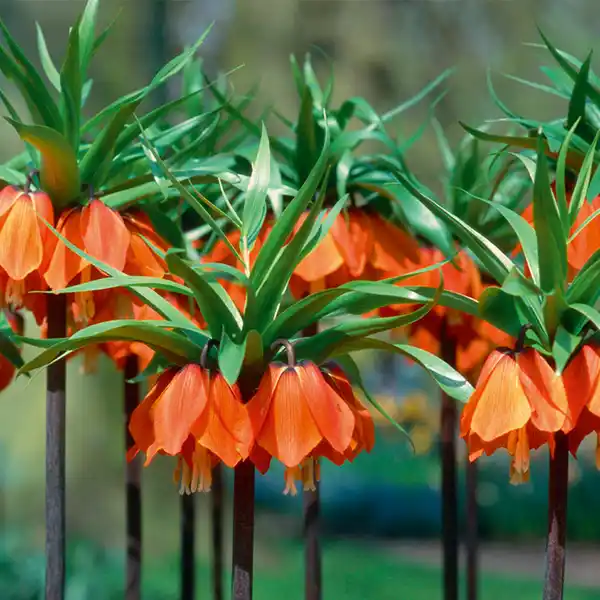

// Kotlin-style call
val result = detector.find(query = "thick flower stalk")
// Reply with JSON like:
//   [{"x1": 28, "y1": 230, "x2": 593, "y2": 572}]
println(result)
[
  {"x1": 247, "y1": 340, "x2": 375, "y2": 495},
  {"x1": 461, "y1": 344, "x2": 568, "y2": 483}
]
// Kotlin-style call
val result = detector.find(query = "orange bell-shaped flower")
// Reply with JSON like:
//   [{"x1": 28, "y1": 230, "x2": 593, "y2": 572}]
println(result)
[
  {"x1": 0, "y1": 185, "x2": 55, "y2": 315},
  {"x1": 247, "y1": 340, "x2": 356, "y2": 494},
  {"x1": 44, "y1": 199, "x2": 168, "y2": 327},
  {"x1": 290, "y1": 208, "x2": 419, "y2": 297},
  {"x1": 461, "y1": 345, "x2": 568, "y2": 483},
  {"x1": 128, "y1": 347, "x2": 252, "y2": 493}
]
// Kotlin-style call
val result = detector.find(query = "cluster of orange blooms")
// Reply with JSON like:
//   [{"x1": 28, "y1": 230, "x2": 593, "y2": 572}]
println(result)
[
  {"x1": 128, "y1": 345, "x2": 374, "y2": 495},
  {"x1": 0, "y1": 184, "x2": 193, "y2": 375},
  {"x1": 4, "y1": 177, "x2": 600, "y2": 491}
]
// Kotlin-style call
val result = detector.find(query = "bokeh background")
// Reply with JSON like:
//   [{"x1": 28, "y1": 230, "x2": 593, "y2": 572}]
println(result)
[{"x1": 1, "y1": 1, "x2": 600, "y2": 599}]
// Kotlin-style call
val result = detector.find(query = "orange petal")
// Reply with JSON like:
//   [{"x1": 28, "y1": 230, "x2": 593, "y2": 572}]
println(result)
[
  {"x1": 0, "y1": 186, "x2": 20, "y2": 217},
  {"x1": 330, "y1": 210, "x2": 371, "y2": 278},
  {"x1": 81, "y1": 199, "x2": 130, "y2": 271},
  {"x1": 125, "y1": 233, "x2": 166, "y2": 278},
  {"x1": 0, "y1": 195, "x2": 43, "y2": 280},
  {"x1": 195, "y1": 373, "x2": 252, "y2": 467},
  {"x1": 459, "y1": 349, "x2": 507, "y2": 437},
  {"x1": 147, "y1": 364, "x2": 210, "y2": 460},
  {"x1": 517, "y1": 349, "x2": 568, "y2": 432},
  {"x1": 293, "y1": 215, "x2": 344, "y2": 282},
  {"x1": 250, "y1": 445, "x2": 272, "y2": 474},
  {"x1": 324, "y1": 365, "x2": 375, "y2": 453},
  {"x1": 568, "y1": 408, "x2": 600, "y2": 457},
  {"x1": 33, "y1": 192, "x2": 56, "y2": 272},
  {"x1": 299, "y1": 362, "x2": 355, "y2": 453},
  {"x1": 247, "y1": 364, "x2": 286, "y2": 436},
  {"x1": 469, "y1": 352, "x2": 532, "y2": 442},
  {"x1": 128, "y1": 369, "x2": 176, "y2": 457},
  {"x1": 368, "y1": 214, "x2": 420, "y2": 273},
  {"x1": 44, "y1": 208, "x2": 87, "y2": 289},
  {"x1": 563, "y1": 344, "x2": 600, "y2": 424},
  {"x1": 255, "y1": 367, "x2": 323, "y2": 468}
]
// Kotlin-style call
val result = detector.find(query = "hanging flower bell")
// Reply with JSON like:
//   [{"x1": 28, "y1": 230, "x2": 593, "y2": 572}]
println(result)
[
  {"x1": 247, "y1": 339, "x2": 375, "y2": 495},
  {"x1": 127, "y1": 340, "x2": 252, "y2": 494}
]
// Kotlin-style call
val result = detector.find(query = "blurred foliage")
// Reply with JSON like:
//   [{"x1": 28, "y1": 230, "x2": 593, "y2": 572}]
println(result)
[{"x1": 0, "y1": 534, "x2": 598, "y2": 600}]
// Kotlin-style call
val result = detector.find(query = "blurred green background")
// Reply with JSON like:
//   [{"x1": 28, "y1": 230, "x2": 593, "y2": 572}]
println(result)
[{"x1": 2, "y1": 0, "x2": 600, "y2": 598}]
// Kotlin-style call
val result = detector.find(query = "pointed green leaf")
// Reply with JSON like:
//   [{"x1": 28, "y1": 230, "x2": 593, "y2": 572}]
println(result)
[
  {"x1": 242, "y1": 124, "x2": 271, "y2": 248},
  {"x1": 35, "y1": 23, "x2": 60, "y2": 91},
  {"x1": 19, "y1": 321, "x2": 200, "y2": 374},
  {"x1": 218, "y1": 330, "x2": 247, "y2": 385},
  {"x1": 333, "y1": 354, "x2": 412, "y2": 444},
  {"x1": 567, "y1": 51, "x2": 592, "y2": 132},
  {"x1": 331, "y1": 338, "x2": 473, "y2": 403},
  {"x1": 532, "y1": 134, "x2": 567, "y2": 293},
  {"x1": 7, "y1": 121, "x2": 80, "y2": 207},
  {"x1": 166, "y1": 251, "x2": 242, "y2": 339},
  {"x1": 60, "y1": 21, "x2": 82, "y2": 150},
  {"x1": 568, "y1": 132, "x2": 600, "y2": 228},
  {"x1": 263, "y1": 288, "x2": 349, "y2": 345},
  {"x1": 501, "y1": 267, "x2": 542, "y2": 298},
  {"x1": 389, "y1": 164, "x2": 513, "y2": 283},
  {"x1": 79, "y1": 0, "x2": 99, "y2": 74},
  {"x1": 552, "y1": 325, "x2": 583, "y2": 374}
]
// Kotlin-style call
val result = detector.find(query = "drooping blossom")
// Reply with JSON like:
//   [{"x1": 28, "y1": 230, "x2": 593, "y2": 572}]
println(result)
[
  {"x1": 0, "y1": 186, "x2": 54, "y2": 323},
  {"x1": 128, "y1": 362, "x2": 252, "y2": 494},
  {"x1": 247, "y1": 341, "x2": 372, "y2": 494},
  {"x1": 290, "y1": 209, "x2": 420, "y2": 297},
  {"x1": 460, "y1": 347, "x2": 568, "y2": 483},
  {"x1": 43, "y1": 199, "x2": 168, "y2": 328}
]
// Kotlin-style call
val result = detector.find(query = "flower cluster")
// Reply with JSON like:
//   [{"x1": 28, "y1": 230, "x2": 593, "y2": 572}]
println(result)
[{"x1": 128, "y1": 340, "x2": 374, "y2": 495}]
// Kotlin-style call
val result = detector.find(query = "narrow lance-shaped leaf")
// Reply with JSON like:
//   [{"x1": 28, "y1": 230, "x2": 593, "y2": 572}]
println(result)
[
  {"x1": 532, "y1": 133, "x2": 567, "y2": 293},
  {"x1": 60, "y1": 20, "x2": 82, "y2": 150},
  {"x1": 334, "y1": 338, "x2": 473, "y2": 403},
  {"x1": 242, "y1": 124, "x2": 271, "y2": 249}
]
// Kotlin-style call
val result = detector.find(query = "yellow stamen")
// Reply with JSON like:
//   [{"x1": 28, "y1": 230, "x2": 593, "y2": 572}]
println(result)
[
  {"x1": 190, "y1": 444, "x2": 213, "y2": 493},
  {"x1": 507, "y1": 427, "x2": 530, "y2": 485},
  {"x1": 283, "y1": 467, "x2": 301, "y2": 496},
  {"x1": 283, "y1": 459, "x2": 320, "y2": 495}
]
